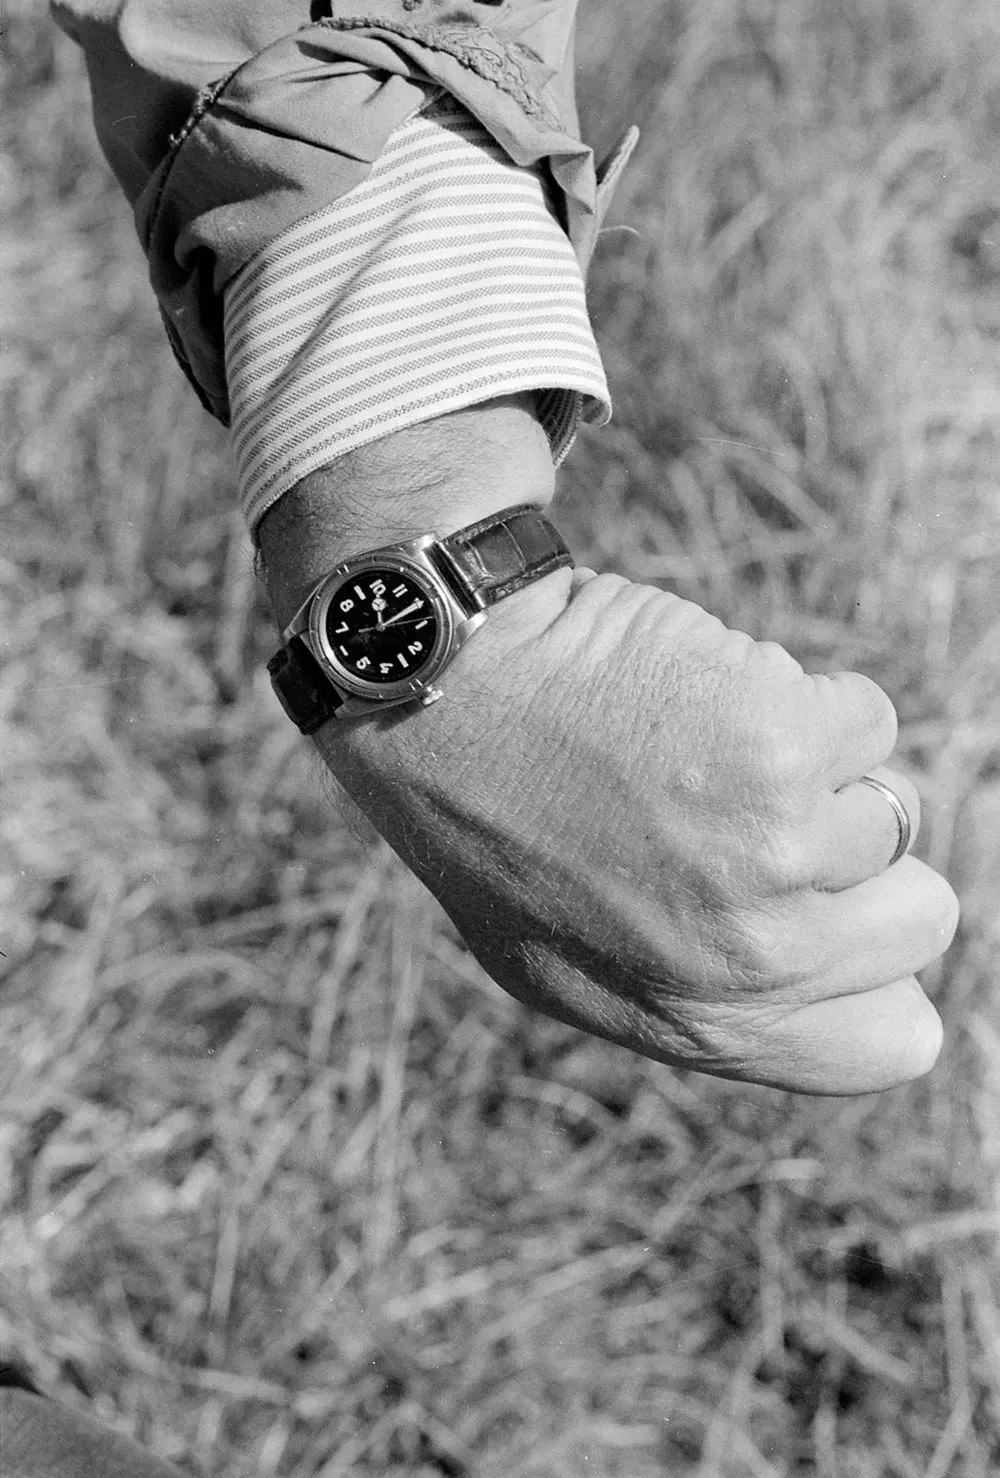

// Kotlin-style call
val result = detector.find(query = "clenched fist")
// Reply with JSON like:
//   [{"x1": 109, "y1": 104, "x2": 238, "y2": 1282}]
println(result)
[
  {"x1": 261, "y1": 400, "x2": 958, "y2": 1095},
  {"x1": 310, "y1": 565, "x2": 957, "y2": 1095}
]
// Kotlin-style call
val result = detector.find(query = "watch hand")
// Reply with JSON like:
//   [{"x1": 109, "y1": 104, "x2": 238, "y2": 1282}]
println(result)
[
  {"x1": 356, "y1": 618, "x2": 427, "y2": 636},
  {"x1": 382, "y1": 600, "x2": 423, "y2": 628}
]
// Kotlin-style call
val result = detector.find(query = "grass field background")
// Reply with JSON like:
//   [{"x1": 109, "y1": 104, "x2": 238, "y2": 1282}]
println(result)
[{"x1": 3, "y1": 1, "x2": 999, "y2": 1474}]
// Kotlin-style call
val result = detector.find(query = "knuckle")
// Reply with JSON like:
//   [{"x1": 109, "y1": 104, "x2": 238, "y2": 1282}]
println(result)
[
  {"x1": 590, "y1": 570, "x2": 633, "y2": 601},
  {"x1": 853, "y1": 673, "x2": 899, "y2": 752},
  {"x1": 907, "y1": 870, "x2": 960, "y2": 958},
  {"x1": 887, "y1": 981, "x2": 945, "y2": 1082},
  {"x1": 910, "y1": 995, "x2": 945, "y2": 1076},
  {"x1": 755, "y1": 639, "x2": 805, "y2": 676},
  {"x1": 567, "y1": 569, "x2": 632, "y2": 619},
  {"x1": 924, "y1": 876, "x2": 961, "y2": 948}
]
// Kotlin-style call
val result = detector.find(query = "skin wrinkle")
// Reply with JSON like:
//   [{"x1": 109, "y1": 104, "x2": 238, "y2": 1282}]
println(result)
[
  {"x1": 435, "y1": 789, "x2": 734, "y2": 996},
  {"x1": 488, "y1": 591, "x2": 804, "y2": 949},
  {"x1": 513, "y1": 938, "x2": 748, "y2": 1077}
]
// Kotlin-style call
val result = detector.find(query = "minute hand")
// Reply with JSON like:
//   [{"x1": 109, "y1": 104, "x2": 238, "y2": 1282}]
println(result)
[{"x1": 382, "y1": 600, "x2": 424, "y2": 628}]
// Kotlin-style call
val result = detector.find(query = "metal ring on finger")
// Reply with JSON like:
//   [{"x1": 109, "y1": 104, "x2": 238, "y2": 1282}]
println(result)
[{"x1": 856, "y1": 774, "x2": 912, "y2": 868}]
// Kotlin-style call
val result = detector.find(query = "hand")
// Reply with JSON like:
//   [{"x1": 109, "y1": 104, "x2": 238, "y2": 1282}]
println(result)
[
  {"x1": 313, "y1": 567, "x2": 958, "y2": 1095},
  {"x1": 258, "y1": 399, "x2": 958, "y2": 1095}
]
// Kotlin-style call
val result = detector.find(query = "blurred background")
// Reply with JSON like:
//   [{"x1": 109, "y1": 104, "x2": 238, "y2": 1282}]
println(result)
[{"x1": 2, "y1": 1, "x2": 999, "y2": 1474}]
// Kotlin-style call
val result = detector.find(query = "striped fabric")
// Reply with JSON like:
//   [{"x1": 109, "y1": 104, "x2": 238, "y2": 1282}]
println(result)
[{"x1": 223, "y1": 90, "x2": 611, "y2": 535}]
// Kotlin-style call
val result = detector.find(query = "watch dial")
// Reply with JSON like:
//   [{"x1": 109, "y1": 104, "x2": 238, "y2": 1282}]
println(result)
[{"x1": 323, "y1": 567, "x2": 440, "y2": 685}]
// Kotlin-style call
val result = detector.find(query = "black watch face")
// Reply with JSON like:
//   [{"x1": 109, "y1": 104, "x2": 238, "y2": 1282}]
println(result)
[{"x1": 322, "y1": 566, "x2": 442, "y2": 686}]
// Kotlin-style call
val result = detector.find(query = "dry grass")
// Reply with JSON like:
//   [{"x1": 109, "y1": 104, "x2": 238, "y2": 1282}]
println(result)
[{"x1": 2, "y1": 1, "x2": 999, "y2": 1474}]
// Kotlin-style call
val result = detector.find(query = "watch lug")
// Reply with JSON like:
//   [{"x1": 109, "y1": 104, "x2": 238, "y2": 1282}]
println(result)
[
  {"x1": 383, "y1": 532, "x2": 438, "y2": 559},
  {"x1": 335, "y1": 685, "x2": 440, "y2": 719},
  {"x1": 453, "y1": 610, "x2": 489, "y2": 648},
  {"x1": 283, "y1": 597, "x2": 315, "y2": 642},
  {"x1": 335, "y1": 695, "x2": 380, "y2": 719}
]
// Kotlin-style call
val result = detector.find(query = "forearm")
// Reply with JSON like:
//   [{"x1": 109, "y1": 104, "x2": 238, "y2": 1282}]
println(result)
[
  {"x1": 256, "y1": 393, "x2": 578, "y2": 883},
  {"x1": 257, "y1": 394, "x2": 559, "y2": 630}
]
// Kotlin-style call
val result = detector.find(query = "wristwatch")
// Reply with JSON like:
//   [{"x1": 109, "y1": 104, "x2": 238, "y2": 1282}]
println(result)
[{"x1": 267, "y1": 502, "x2": 573, "y2": 731}]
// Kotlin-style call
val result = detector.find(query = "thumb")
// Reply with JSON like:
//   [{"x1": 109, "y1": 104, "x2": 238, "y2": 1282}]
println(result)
[{"x1": 738, "y1": 976, "x2": 943, "y2": 1095}]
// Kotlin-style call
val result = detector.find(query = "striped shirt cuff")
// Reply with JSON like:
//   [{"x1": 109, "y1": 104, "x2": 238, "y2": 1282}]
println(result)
[{"x1": 223, "y1": 91, "x2": 611, "y2": 536}]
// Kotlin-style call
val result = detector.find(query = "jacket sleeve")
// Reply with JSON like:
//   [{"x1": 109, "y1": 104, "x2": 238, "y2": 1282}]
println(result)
[{"x1": 52, "y1": 0, "x2": 636, "y2": 424}]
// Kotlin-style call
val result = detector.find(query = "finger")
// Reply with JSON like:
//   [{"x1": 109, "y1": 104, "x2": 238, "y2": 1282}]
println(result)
[
  {"x1": 809, "y1": 670, "x2": 899, "y2": 787},
  {"x1": 804, "y1": 855, "x2": 958, "y2": 999},
  {"x1": 753, "y1": 855, "x2": 959, "y2": 1006},
  {"x1": 810, "y1": 764, "x2": 921, "y2": 890},
  {"x1": 733, "y1": 976, "x2": 943, "y2": 1094}
]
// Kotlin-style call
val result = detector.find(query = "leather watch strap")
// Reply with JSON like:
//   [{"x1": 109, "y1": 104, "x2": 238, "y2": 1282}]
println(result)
[
  {"x1": 434, "y1": 503, "x2": 572, "y2": 610},
  {"x1": 267, "y1": 635, "x2": 344, "y2": 735}
]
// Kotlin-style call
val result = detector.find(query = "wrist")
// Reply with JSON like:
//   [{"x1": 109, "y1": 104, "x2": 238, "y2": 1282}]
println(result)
[{"x1": 257, "y1": 395, "x2": 556, "y2": 629}]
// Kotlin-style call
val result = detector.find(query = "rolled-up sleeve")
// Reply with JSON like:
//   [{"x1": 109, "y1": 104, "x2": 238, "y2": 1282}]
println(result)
[{"x1": 53, "y1": 0, "x2": 635, "y2": 437}]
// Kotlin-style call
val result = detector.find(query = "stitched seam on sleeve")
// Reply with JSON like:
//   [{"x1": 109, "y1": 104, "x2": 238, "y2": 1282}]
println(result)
[
  {"x1": 143, "y1": 63, "x2": 246, "y2": 256},
  {"x1": 317, "y1": 16, "x2": 560, "y2": 126},
  {"x1": 145, "y1": 9, "x2": 565, "y2": 257}
]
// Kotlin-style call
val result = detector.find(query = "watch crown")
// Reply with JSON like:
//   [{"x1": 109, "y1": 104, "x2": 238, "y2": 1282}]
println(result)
[{"x1": 419, "y1": 687, "x2": 445, "y2": 707}]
